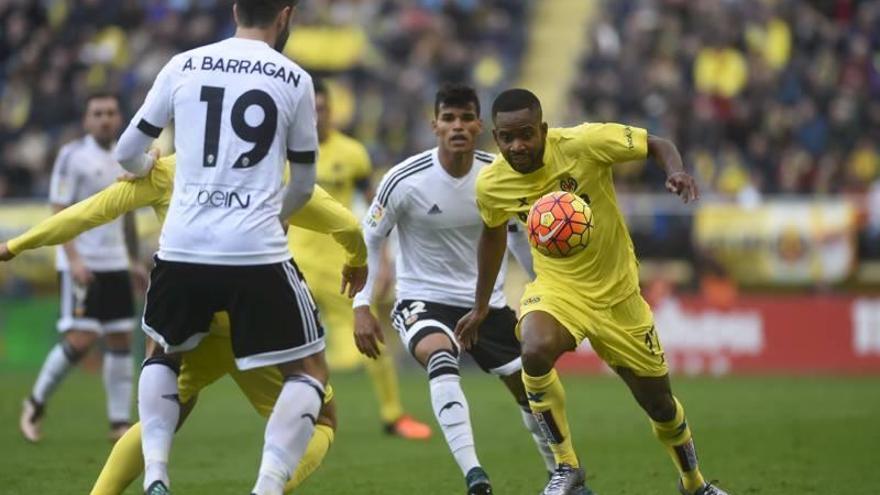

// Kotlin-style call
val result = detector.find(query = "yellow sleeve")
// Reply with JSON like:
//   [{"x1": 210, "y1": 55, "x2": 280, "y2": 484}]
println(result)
[
  {"x1": 475, "y1": 172, "x2": 511, "y2": 229},
  {"x1": 569, "y1": 122, "x2": 648, "y2": 166},
  {"x1": 7, "y1": 161, "x2": 168, "y2": 255},
  {"x1": 287, "y1": 185, "x2": 367, "y2": 266}
]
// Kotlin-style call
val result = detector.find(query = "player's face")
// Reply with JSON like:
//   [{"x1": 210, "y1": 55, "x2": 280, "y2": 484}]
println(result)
[
  {"x1": 493, "y1": 108, "x2": 547, "y2": 173},
  {"x1": 433, "y1": 102, "x2": 482, "y2": 154},
  {"x1": 83, "y1": 97, "x2": 122, "y2": 148},
  {"x1": 315, "y1": 92, "x2": 331, "y2": 140}
]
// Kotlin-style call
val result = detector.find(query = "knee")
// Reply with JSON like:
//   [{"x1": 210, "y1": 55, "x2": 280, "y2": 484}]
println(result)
[
  {"x1": 64, "y1": 331, "x2": 97, "y2": 356},
  {"x1": 520, "y1": 332, "x2": 558, "y2": 375},
  {"x1": 104, "y1": 333, "x2": 131, "y2": 353}
]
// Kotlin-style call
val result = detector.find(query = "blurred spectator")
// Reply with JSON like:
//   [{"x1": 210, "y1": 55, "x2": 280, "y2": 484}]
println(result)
[
  {"x1": 0, "y1": 0, "x2": 529, "y2": 199},
  {"x1": 572, "y1": 0, "x2": 880, "y2": 198}
]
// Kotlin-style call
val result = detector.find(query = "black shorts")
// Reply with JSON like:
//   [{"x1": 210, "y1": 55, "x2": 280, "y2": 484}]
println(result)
[
  {"x1": 391, "y1": 299, "x2": 522, "y2": 376},
  {"x1": 58, "y1": 270, "x2": 135, "y2": 333},
  {"x1": 142, "y1": 257, "x2": 323, "y2": 370}
]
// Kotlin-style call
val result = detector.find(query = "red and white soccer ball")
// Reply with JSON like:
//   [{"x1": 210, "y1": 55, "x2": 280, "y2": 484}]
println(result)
[{"x1": 527, "y1": 191, "x2": 593, "y2": 258}]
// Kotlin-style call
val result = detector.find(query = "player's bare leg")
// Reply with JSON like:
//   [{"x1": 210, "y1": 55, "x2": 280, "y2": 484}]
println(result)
[
  {"x1": 499, "y1": 372, "x2": 557, "y2": 473},
  {"x1": 519, "y1": 311, "x2": 591, "y2": 495},
  {"x1": 139, "y1": 344, "x2": 182, "y2": 495},
  {"x1": 252, "y1": 351, "x2": 328, "y2": 495},
  {"x1": 413, "y1": 332, "x2": 491, "y2": 495},
  {"x1": 614, "y1": 368, "x2": 729, "y2": 495},
  {"x1": 21, "y1": 329, "x2": 99, "y2": 442},
  {"x1": 104, "y1": 331, "x2": 133, "y2": 442}
]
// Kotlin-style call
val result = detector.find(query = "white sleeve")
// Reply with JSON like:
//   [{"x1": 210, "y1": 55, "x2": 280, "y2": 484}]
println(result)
[
  {"x1": 506, "y1": 220, "x2": 535, "y2": 280},
  {"x1": 352, "y1": 174, "x2": 404, "y2": 308},
  {"x1": 48, "y1": 145, "x2": 78, "y2": 206},
  {"x1": 115, "y1": 58, "x2": 176, "y2": 175},
  {"x1": 286, "y1": 80, "x2": 319, "y2": 163}
]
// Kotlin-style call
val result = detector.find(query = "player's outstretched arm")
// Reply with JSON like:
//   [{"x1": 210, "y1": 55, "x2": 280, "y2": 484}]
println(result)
[
  {"x1": 287, "y1": 185, "x2": 367, "y2": 269},
  {"x1": 648, "y1": 135, "x2": 699, "y2": 204},
  {"x1": 4, "y1": 171, "x2": 161, "y2": 258},
  {"x1": 454, "y1": 222, "x2": 508, "y2": 349}
]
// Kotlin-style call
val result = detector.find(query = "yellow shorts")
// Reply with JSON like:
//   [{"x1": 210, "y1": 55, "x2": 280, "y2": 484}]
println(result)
[
  {"x1": 178, "y1": 324, "x2": 334, "y2": 418},
  {"x1": 518, "y1": 283, "x2": 667, "y2": 377}
]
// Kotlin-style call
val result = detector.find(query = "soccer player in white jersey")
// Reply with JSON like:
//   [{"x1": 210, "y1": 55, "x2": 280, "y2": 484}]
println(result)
[
  {"x1": 353, "y1": 84, "x2": 560, "y2": 495},
  {"x1": 20, "y1": 92, "x2": 142, "y2": 444},
  {"x1": 113, "y1": 2, "x2": 323, "y2": 495}
]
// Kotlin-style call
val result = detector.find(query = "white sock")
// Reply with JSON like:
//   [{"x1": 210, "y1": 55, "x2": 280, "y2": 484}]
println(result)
[
  {"x1": 103, "y1": 350, "x2": 133, "y2": 425},
  {"x1": 521, "y1": 406, "x2": 557, "y2": 471},
  {"x1": 427, "y1": 350, "x2": 480, "y2": 476},
  {"x1": 252, "y1": 374, "x2": 324, "y2": 495},
  {"x1": 139, "y1": 361, "x2": 180, "y2": 491},
  {"x1": 32, "y1": 342, "x2": 80, "y2": 404}
]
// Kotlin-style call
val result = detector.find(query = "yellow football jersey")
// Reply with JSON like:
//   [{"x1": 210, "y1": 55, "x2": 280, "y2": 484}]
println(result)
[
  {"x1": 476, "y1": 123, "x2": 648, "y2": 309},
  {"x1": 289, "y1": 129, "x2": 371, "y2": 276}
]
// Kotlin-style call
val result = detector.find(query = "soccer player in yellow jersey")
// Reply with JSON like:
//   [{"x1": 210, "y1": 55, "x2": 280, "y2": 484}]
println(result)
[
  {"x1": 288, "y1": 79, "x2": 431, "y2": 439},
  {"x1": 455, "y1": 89, "x2": 730, "y2": 495},
  {"x1": 0, "y1": 154, "x2": 366, "y2": 494}
]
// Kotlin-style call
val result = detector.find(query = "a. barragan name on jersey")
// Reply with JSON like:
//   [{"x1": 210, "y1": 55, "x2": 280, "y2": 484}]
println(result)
[{"x1": 182, "y1": 56, "x2": 302, "y2": 87}]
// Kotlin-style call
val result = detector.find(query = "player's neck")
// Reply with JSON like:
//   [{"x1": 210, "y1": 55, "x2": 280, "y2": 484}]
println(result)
[
  {"x1": 437, "y1": 147, "x2": 473, "y2": 178},
  {"x1": 233, "y1": 27, "x2": 276, "y2": 47}
]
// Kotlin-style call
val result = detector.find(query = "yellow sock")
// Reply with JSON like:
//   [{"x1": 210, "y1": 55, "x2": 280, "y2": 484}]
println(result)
[
  {"x1": 90, "y1": 423, "x2": 144, "y2": 495},
  {"x1": 286, "y1": 424, "x2": 335, "y2": 492},
  {"x1": 522, "y1": 369, "x2": 579, "y2": 467},
  {"x1": 363, "y1": 348, "x2": 403, "y2": 424},
  {"x1": 651, "y1": 397, "x2": 705, "y2": 493}
]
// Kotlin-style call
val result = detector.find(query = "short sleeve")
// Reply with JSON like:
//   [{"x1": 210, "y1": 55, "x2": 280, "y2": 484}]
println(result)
[
  {"x1": 364, "y1": 168, "x2": 407, "y2": 237},
  {"x1": 48, "y1": 145, "x2": 78, "y2": 206},
  {"x1": 286, "y1": 80, "x2": 319, "y2": 163},
  {"x1": 131, "y1": 57, "x2": 178, "y2": 138},
  {"x1": 475, "y1": 175, "x2": 510, "y2": 228},
  {"x1": 570, "y1": 122, "x2": 648, "y2": 166}
]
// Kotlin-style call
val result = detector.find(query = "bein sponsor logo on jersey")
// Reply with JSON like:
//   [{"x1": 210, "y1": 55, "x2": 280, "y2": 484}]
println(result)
[
  {"x1": 195, "y1": 188, "x2": 252, "y2": 209},
  {"x1": 181, "y1": 56, "x2": 302, "y2": 87}
]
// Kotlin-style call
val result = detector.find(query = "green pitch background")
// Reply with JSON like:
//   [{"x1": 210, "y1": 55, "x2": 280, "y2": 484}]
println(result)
[{"x1": 1, "y1": 369, "x2": 878, "y2": 494}]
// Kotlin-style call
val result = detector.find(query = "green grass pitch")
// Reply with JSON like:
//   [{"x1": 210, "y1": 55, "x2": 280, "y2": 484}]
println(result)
[{"x1": 1, "y1": 369, "x2": 878, "y2": 494}]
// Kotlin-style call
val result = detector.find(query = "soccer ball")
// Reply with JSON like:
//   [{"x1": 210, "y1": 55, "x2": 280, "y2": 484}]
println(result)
[{"x1": 527, "y1": 191, "x2": 593, "y2": 258}]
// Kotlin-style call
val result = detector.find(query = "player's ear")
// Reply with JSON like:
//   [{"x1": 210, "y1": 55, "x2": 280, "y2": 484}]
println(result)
[
  {"x1": 232, "y1": 3, "x2": 240, "y2": 24},
  {"x1": 541, "y1": 122, "x2": 548, "y2": 136}
]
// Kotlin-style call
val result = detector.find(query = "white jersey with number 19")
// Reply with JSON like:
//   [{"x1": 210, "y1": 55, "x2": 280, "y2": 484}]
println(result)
[{"x1": 127, "y1": 37, "x2": 317, "y2": 265}]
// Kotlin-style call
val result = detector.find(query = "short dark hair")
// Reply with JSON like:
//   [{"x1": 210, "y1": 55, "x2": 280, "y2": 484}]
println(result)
[
  {"x1": 491, "y1": 88, "x2": 542, "y2": 119},
  {"x1": 435, "y1": 83, "x2": 480, "y2": 117},
  {"x1": 313, "y1": 77, "x2": 328, "y2": 98},
  {"x1": 82, "y1": 91, "x2": 120, "y2": 113},
  {"x1": 235, "y1": 0, "x2": 297, "y2": 27}
]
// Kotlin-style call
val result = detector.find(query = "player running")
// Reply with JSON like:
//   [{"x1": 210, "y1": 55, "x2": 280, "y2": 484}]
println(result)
[
  {"x1": 455, "y1": 89, "x2": 730, "y2": 495},
  {"x1": 20, "y1": 92, "x2": 141, "y2": 443},
  {"x1": 288, "y1": 79, "x2": 430, "y2": 439},
  {"x1": 0, "y1": 154, "x2": 364, "y2": 495},
  {"x1": 353, "y1": 84, "x2": 565, "y2": 495},
  {"x1": 113, "y1": 1, "x2": 323, "y2": 493}
]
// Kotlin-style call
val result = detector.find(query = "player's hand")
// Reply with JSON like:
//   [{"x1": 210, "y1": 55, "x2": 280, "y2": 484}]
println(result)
[
  {"x1": 116, "y1": 172, "x2": 138, "y2": 182},
  {"x1": 354, "y1": 305, "x2": 384, "y2": 359},
  {"x1": 665, "y1": 171, "x2": 699, "y2": 204},
  {"x1": 0, "y1": 242, "x2": 15, "y2": 262},
  {"x1": 70, "y1": 259, "x2": 94, "y2": 286},
  {"x1": 454, "y1": 306, "x2": 489, "y2": 350},
  {"x1": 340, "y1": 264, "x2": 367, "y2": 298}
]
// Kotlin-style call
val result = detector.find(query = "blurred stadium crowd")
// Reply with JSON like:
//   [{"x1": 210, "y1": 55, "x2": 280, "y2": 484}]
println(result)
[
  {"x1": 572, "y1": 0, "x2": 880, "y2": 201},
  {"x1": 0, "y1": 0, "x2": 527, "y2": 199},
  {"x1": 1, "y1": 0, "x2": 878, "y2": 258}
]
